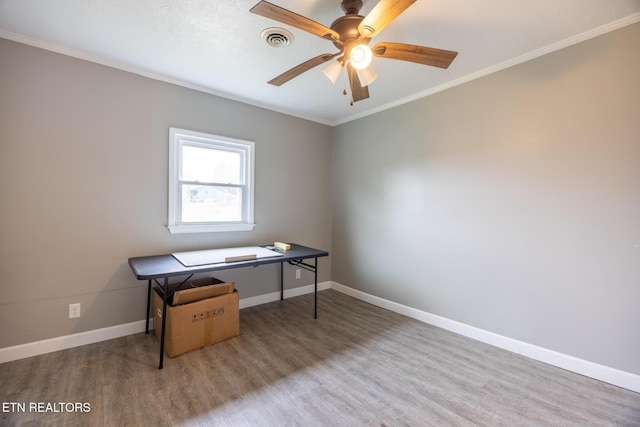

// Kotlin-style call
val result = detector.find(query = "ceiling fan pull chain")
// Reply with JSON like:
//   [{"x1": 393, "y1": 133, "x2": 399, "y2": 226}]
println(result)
[
  {"x1": 343, "y1": 70, "x2": 348, "y2": 95},
  {"x1": 341, "y1": 67, "x2": 353, "y2": 105}
]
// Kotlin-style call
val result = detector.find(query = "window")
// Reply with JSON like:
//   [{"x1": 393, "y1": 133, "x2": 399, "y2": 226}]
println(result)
[{"x1": 168, "y1": 128, "x2": 255, "y2": 233}]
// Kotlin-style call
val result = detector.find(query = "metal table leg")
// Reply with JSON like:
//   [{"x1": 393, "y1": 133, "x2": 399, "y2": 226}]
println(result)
[
  {"x1": 145, "y1": 280, "x2": 151, "y2": 334},
  {"x1": 280, "y1": 262, "x2": 284, "y2": 301},
  {"x1": 314, "y1": 257, "x2": 318, "y2": 319},
  {"x1": 159, "y1": 276, "x2": 168, "y2": 370}
]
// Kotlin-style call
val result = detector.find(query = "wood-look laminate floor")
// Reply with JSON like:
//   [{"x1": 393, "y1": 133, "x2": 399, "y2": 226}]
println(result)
[{"x1": 1, "y1": 290, "x2": 639, "y2": 426}]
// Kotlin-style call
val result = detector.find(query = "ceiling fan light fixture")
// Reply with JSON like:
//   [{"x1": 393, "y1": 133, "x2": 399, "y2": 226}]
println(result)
[
  {"x1": 349, "y1": 44, "x2": 373, "y2": 70},
  {"x1": 322, "y1": 59, "x2": 343, "y2": 84},
  {"x1": 356, "y1": 66, "x2": 378, "y2": 87}
]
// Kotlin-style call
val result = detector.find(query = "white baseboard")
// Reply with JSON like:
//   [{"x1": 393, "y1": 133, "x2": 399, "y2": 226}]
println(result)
[
  {"x1": 0, "y1": 281, "x2": 331, "y2": 365},
  {"x1": 0, "y1": 320, "x2": 148, "y2": 365},
  {"x1": 239, "y1": 281, "x2": 331, "y2": 309},
  {"x1": 330, "y1": 281, "x2": 640, "y2": 394}
]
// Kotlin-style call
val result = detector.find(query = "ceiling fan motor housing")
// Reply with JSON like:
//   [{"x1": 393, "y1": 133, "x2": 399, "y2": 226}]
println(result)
[{"x1": 330, "y1": 14, "x2": 371, "y2": 54}]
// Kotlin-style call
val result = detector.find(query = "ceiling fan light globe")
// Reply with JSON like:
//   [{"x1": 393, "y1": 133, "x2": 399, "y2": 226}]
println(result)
[
  {"x1": 356, "y1": 67, "x2": 378, "y2": 87},
  {"x1": 322, "y1": 59, "x2": 343, "y2": 84},
  {"x1": 350, "y1": 44, "x2": 373, "y2": 70}
]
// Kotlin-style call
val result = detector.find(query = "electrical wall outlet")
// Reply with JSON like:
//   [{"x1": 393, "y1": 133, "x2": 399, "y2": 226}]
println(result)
[
  {"x1": 69, "y1": 303, "x2": 81, "y2": 319},
  {"x1": 295, "y1": 269, "x2": 301, "y2": 279}
]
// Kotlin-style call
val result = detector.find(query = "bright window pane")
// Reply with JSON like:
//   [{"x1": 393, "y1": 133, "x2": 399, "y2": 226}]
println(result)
[
  {"x1": 181, "y1": 184, "x2": 242, "y2": 222},
  {"x1": 181, "y1": 145, "x2": 242, "y2": 184}
]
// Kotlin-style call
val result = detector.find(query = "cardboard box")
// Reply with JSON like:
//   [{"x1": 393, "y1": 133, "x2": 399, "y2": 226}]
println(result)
[{"x1": 153, "y1": 278, "x2": 239, "y2": 358}]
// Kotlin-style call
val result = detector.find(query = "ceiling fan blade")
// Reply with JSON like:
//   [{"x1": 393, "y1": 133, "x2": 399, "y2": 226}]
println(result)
[
  {"x1": 347, "y1": 64, "x2": 370, "y2": 102},
  {"x1": 373, "y1": 42, "x2": 458, "y2": 69},
  {"x1": 358, "y1": 0, "x2": 417, "y2": 38},
  {"x1": 251, "y1": 1, "x2": 339, "y2": 41},
  {"x1": 268, "y1": 53, "x2": 339, "y2": 86}
]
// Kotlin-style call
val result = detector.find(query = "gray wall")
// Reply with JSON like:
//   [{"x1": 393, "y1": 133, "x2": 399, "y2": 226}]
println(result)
[
  {"x1": 332, "y1": 23, "x2": 640, "y2": 375},
  {"x1": 0, "y1": 38, "x2": 332, "y2": 348}
]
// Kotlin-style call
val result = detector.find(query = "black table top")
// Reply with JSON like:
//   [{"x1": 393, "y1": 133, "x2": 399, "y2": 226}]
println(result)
[{"x1": 128, "y1": 243, "x2": 329, "y2": 280}]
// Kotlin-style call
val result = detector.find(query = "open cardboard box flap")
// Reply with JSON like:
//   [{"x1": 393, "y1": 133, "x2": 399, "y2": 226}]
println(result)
[{"x1": 155, "y1": 277, "x2": 235, "y2": 306}]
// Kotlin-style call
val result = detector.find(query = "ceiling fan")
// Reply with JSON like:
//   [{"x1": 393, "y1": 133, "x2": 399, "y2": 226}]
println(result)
[{"x1": 250, "y1": 0, "x2": 458, "y2": 103}]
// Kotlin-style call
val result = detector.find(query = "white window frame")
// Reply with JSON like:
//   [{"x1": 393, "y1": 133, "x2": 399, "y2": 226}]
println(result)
[{"x1": 168, "y1": 128, "x2": 255, "y2": 233}]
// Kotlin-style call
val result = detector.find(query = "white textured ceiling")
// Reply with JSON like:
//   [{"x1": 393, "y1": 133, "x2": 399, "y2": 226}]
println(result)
[{"x1": 1, "y1": 0, "x2": 639, "y2": 125}]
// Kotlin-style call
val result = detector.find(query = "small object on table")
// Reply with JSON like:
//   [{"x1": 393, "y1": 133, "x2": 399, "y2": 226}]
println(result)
[
  {"x1": 274, "y1": 242, "x2": 291, "y2": 251},
  {"x1": 225, "y1": 254, "x2": 257, "y2": 263}
]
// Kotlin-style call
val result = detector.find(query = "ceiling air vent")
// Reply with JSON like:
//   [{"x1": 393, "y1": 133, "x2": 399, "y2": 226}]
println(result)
[{"x1": 261, "y1": 27, "x2": 294, "y2": 48}]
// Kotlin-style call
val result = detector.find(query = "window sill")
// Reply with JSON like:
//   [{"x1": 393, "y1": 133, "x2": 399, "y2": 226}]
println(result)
[{"x1": 168, "y1": 223, "x2": 256, "y2": 234}]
